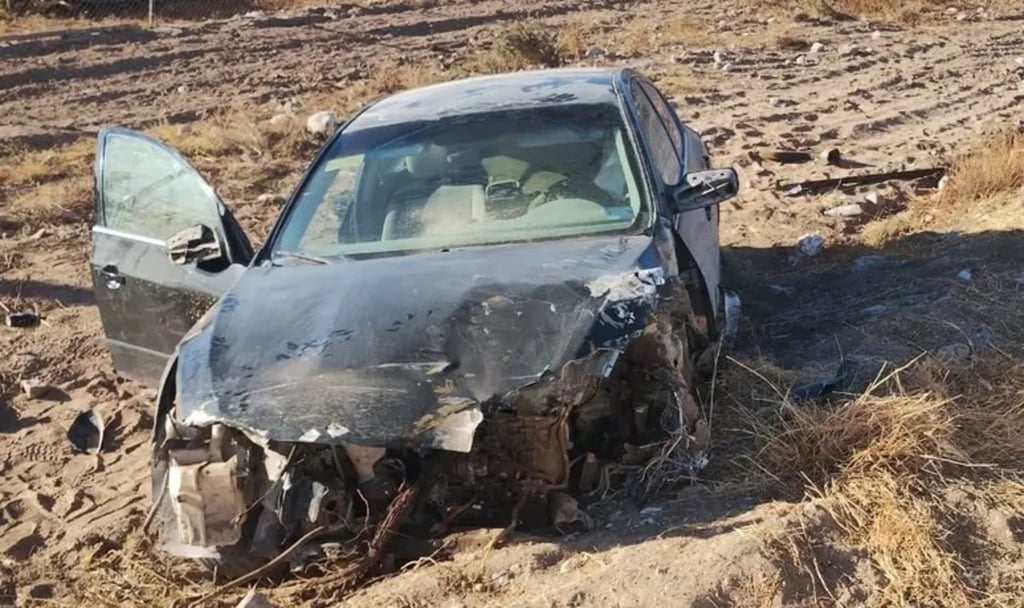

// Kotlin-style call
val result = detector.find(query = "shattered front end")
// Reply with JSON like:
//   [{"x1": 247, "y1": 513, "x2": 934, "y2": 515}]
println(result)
[{"x1": 151, "y1": 260, "x2": 713, "y2": 576}]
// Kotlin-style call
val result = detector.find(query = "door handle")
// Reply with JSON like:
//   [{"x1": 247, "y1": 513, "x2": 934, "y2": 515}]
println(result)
[{"x1": 100, "y1": 265, "x2": 125, "y2": 290}]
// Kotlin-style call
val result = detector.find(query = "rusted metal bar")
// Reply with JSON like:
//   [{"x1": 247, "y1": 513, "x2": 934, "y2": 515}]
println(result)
[{"x1": 779, "y1": 167, "x2": 946, "y2": 194}]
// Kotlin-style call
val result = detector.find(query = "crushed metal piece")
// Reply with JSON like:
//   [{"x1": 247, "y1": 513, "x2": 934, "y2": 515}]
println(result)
[
  {"x1": 167, "y1": 452, "x2": 246, "y2": 547},
  {"x1": 67, "y1": 409, "x2": 106, "y2": 454},
  {"x1": 21, "y1": 379, "x2": 50, "y2": 400},
  {"x1": 5, "y1": 312, "x2": 39, "y2": 328}
]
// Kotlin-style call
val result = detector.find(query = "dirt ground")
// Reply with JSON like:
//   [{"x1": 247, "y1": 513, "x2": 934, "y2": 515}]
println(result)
[{"x1": 1, "y1": 0, "x2": 1023, "y2": 606}]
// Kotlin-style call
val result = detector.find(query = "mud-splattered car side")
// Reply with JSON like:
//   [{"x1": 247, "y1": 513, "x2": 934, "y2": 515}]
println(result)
[{"x1": 89, "y1": 67, "x2": 738, "y2": 576}]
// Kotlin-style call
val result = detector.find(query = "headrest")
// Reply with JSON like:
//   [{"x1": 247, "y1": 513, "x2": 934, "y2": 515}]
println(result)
[{"x1": 405, "y1": 144, "x2": 448, "y2": 178}]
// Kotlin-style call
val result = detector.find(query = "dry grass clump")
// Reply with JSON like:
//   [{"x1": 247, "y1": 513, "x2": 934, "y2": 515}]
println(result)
[
  {"x1": 862, "y1": 128, "x2": 1024, "y2": 244},
  {"x1": 939, "y1": 129, "x2": 1024, "y2": 207},
  {"x1": 727, "y1": 354, "x2": 1024, "y2": 606},
  {"x1": 466, "y1": 23, "x2": 568, "y2": 74},
  {"x1": 756, "y1": 0, "x2": 1015, "y2": 25}
]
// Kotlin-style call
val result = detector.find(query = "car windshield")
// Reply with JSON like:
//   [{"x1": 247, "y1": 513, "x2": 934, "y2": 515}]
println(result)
[{"x1": 273, "y1": 104, "x2": 647, "y2": 258}]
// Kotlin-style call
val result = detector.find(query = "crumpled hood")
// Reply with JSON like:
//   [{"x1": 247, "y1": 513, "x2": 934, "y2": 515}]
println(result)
[{"x1": 176, "y1": 234, "x2": 667, "y2": 450}]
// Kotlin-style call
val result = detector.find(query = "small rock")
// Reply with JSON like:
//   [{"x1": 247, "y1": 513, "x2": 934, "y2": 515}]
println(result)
[
  {"x1": 797, "y1": 233, "x2": 824, "y2": 256},
  {"x1": 236, "y1": 589, "x2": 277, "y2": 608},
  {"x1": 1015, "y1": 57, "x2": 1024, "y2": 67},
  {"x1": 957, "y1": 269, "x2": 973, "y2": 282},
  {"x1": 721, "y1": 63, "x2": 733, "y2": 72},
  {"x1": 945, "y1": 7, "x2": 958, "y2": 15},
  {"x1": 956, "y1": 13, "x2": 968, "y2": 21},
  {"x1": 177, "y1": 85, "x2": 189, "y2": 94},
  {"x1": 853, "y1": 255, "x2": 885, "y2": 272},
  {"x1": 810, "y1": 42, "x2": 826, "y2": 54},
  {"x1": 795, "y1": 54, "x2": 807, "y2": 66},
  {"x1": 871, "y1": 30, "x2": 882, "y2": 40},
  {"x1": 713, "y1": 50, "x2": 724, "y2": 65},
  {"x1": 639, "y1": 506, "x2": 664, "y2": 517},
  {"x1": 823, "y1": 203, "x2": 863, "y2": 218},
  {"x1": 585, "y1": 46, "x2": 607, "y2": 59},
  {"x1": 29, "y1": 228, "x2": 48, "y2": 240},
  {"x1": 21, "y1": 379, "x2": 50, "y2": 400},
  {"x1": 864, "y1": 192, "x2": 880, "y2": 206},
  {"x1": 306, "y1": 111, "x2": 338, "y2": 136},
  {"x1": 785, "y1": 184, "x2": 804, "y2": 196}
]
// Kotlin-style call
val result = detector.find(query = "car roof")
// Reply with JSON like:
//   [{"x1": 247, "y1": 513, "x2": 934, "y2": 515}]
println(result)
[{"x1": 347, "y1": 68, "x2": 628, "y2": 131}]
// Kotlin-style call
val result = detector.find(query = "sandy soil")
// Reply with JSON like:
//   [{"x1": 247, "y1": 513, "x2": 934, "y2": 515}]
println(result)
[{"x1": 1, "y1": 1, "x2": 1022, "y2": 605}]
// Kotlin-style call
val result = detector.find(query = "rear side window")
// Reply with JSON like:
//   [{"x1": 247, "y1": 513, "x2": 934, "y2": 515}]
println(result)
[{"x1": 630, "y1": 81, "x2": 682, "y2": 186}]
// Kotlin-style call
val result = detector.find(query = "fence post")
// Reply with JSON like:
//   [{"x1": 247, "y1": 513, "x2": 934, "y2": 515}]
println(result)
[{"x1": 148, "y1": 0, "x2": 154, "y2": 26}]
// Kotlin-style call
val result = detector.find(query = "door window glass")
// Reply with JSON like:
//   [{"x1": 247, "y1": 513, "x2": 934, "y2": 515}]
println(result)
[
  {"x1": 630, "y1": 81, "x2": 682, "y2": 186},
  {"x1": 100, "y1": 131, "x2": 221, "y2": 241}
]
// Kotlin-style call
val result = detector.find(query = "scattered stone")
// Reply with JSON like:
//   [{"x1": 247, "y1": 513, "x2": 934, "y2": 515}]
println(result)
[
  {"x1": 713, "y1": 50, "x2": 724, "y2": 65},
  {"x1": 305, "y1": 111, "x2": 338, "y2": 136},
  {"x1": 853, "y1": 255, "x2": 885, "y2": 272},
  {"x1": 797, "y1": 233, "x2": 824, "y2": 256},
  {"x1": 810, "y1": 42, "x2": 826, "y2": 54},
  {"x1": 823, "y1": 203, "x2": 864, "y2": 217},
  {"x1": 584, "y1": 46, "x2": 607, "y2": 59},
  {"x1": 1016, "y1": 57, "x2": 1024, "y2": 67},
  {"x1": 864, "y1": 192, "x2": 880, "y2": 206},
  {"x1": 236, "y1": 589, "x2": 277, "y2": 608},
  {"x1": 177, "y1": 85, "x2": 189, "y2": 94},
  {"x1": 795, "y1": 54, "x2": 808, "y2": 66},
  {"x1": 785, "y1": 184, "x2": 804, "y2": 196},
  {"x1": 721, "y1": 63, "x2": 733, "y2": 72},
  {"x1": 21, "y1": 379, "x2": 51, "y2": 400},
  {"x1": 871, "y1": 30, "x2": 882, "y2": 40},
  {"x1": 957, "y1": 269, "x2": 973, "y2": 282}
]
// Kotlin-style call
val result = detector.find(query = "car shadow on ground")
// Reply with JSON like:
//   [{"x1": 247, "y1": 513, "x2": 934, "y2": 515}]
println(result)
[{"x1": 0, "y1": 278, "x2": 94, "y2": 307}]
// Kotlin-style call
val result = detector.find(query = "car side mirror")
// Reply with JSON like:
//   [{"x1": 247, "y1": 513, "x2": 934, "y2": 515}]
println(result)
[
  {"x1": 671, "y1": 168, "x2": 739, "y2": 214},
  {"x1": 167, "y1": 224, "x2": 224, "y2": 266}
]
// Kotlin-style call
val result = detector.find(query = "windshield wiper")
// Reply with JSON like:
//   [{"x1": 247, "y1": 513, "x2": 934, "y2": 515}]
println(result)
[{"x1": 272, "y1": 251, "x2": 333, "y2": 265}]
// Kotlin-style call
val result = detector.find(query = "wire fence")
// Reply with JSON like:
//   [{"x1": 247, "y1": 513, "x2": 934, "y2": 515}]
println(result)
[{"x1": 2, "y1": 0, "x2": 298, "y2": 24}]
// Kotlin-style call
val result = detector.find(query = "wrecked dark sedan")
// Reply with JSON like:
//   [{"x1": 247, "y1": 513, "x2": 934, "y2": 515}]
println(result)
[{"x1": 89, "y1": 68, "x2": 739, "y2": 576}]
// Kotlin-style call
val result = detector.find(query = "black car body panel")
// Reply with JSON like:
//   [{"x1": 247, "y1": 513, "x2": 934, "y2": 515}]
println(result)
[{"x1": 176, "y1": 231, "x2": 676, "y2": 450}]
